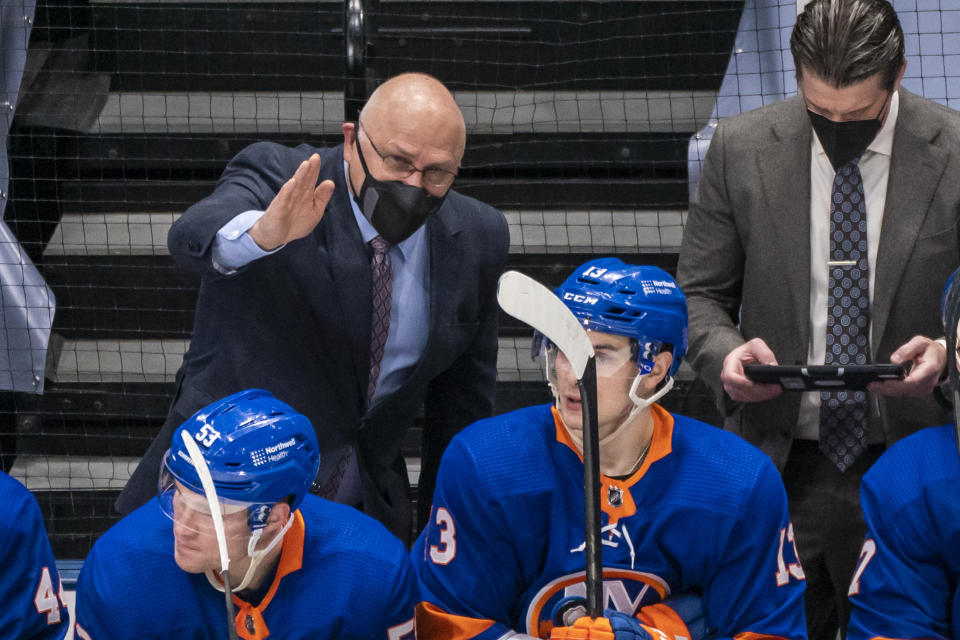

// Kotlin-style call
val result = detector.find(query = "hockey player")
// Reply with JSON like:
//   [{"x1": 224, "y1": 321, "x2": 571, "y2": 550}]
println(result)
[
  {"x1": 846, "y1": 268, "x2": 960, "y2": 639},
  {"x1": 411, "y1": 259, "x2": 807, "y2": 639},
  {"x1": 74, "y1": 389, "x2": 417, "y2": 639},
  {"x1": 0, "y1": 471, "x2": 68, "y2": 639}
]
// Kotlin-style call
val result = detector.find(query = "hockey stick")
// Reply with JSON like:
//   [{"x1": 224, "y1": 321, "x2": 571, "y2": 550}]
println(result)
[
  {"x1": 497, "y1": 270, "x2": 603, "y2": 618},
  {"x1": 180, "y1": 430, "x2": 240, "y2": 640}
]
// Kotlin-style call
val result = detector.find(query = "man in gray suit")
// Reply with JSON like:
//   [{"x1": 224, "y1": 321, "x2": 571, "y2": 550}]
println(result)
[{"x1": 678, "y1": 0, "x2": 959, "y2": 637}]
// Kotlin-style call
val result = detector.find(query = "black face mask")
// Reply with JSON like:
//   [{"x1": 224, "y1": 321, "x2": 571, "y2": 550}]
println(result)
[
  {"x1": 352, "y1": 134, "x2": 446, "y2": 244},
  {"x1": 807, "y1": 92, "x2": 890, "y2": 172}
]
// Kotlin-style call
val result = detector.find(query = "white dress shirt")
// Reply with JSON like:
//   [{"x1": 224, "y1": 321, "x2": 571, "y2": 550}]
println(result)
[{"x1": 796, "y1": 91, "x2": 899, "y2": 441}]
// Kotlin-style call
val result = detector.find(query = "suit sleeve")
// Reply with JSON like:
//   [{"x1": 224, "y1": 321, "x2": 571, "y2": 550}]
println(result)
[
  {"x1": 676, "y1": 122, "x2": 748, "y2": 403},
  {"x1": 846, "y1": 472, "x2": 953, "y2": 640},
  {"x1": 706, "y1": 459, "x2": 807, "y2": 640},
  {"x1": 411, "y1": 438, "x2": 528, "y2": 640},
  {"x1": 167, "y1": 141, "x2": 309, "y2": 279},
  {"x1": 418, "y1": 206, "x2": 510, "y2": 521},
  {"x1": 0, "y1": 483, "x2": 68, "y2": 640}
]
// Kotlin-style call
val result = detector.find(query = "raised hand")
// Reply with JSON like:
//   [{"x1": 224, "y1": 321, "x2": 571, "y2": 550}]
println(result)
[{"x1": 249, "y1": 153, "x2": 335, "y2": 251}]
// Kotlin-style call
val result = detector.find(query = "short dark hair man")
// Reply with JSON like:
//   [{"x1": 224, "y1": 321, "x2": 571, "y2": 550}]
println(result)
[
  {"x1": 115, "y1": 73, "x2": 510, "y2": 541},
  {"x1": 677, "y1": 0, "x2": 960, "y2": 636}
]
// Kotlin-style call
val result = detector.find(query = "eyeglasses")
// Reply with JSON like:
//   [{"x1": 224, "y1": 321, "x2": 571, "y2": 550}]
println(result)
[{"x1": 357, "y1": 120, "x2": 458, "y2": 190}]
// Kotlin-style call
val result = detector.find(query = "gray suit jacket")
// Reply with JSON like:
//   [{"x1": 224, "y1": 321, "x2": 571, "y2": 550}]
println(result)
[{"x1": 677, "y1": 89, "x2": 959, "y2": 469}]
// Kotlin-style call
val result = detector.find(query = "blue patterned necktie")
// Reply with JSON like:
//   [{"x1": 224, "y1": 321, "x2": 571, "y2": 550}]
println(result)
[{"x1": 820, "y1": 157, "x2": 870, "y2": 472}]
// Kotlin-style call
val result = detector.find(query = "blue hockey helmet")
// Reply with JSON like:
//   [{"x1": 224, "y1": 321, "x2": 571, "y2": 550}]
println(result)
[
  {"x1": 160, "y1": 389, "x2": 320, "y2": 529},
  {"x1": 548, "y1": 258, "x2": 688, "y2": 377},
  {"x1": 942, "y1": 267, "x2": 960, "y2": 389}
]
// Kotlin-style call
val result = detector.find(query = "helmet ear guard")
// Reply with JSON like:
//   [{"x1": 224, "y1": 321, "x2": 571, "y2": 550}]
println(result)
[
  {"x1": 942, "y1": 268, "x2": 960, "y2": 392},
  {"x1": 940, "y1": 269, "x2": 960, "y2": 465}
]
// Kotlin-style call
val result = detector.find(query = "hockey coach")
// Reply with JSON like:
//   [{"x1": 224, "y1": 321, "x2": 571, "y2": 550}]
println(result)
[{"x1": 116, "y1": 72, "x2": 510, "y2": 542}]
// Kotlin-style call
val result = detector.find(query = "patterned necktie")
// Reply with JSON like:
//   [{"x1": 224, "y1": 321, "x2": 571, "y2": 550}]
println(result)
[
  {"x1": 367, "y1": 235, "x2": 393, "y2": 402},
  {"x1": 315, "y1": 235, "x2": 392, "y2": 503},
  {"x1": 819, "y1": 157, "x2": 870, "y2": 472}
]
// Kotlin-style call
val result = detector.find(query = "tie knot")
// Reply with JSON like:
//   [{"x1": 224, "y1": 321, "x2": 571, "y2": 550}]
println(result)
[
  {"x1": 369, "y1": 235, "x2": 390, "y2": 255},
  {"x1": 838, "y1": 157, "x2": 861, "y2": 174}
]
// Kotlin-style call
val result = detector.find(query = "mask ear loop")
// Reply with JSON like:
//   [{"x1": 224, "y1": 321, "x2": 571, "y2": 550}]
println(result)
[{"x1": 205, "y1": 511, "x2": 295, "y2": 593}]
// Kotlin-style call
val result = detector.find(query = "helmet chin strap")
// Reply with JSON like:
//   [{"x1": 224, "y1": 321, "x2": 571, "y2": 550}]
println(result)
[
  {"x1": 551, "y1": 370, "x2": 674, "y2": 448},
  {"x1": 598, "y1": 372, "x2": 674, "y2": 446},
  {"x1": 204, "y1": 512, "x2": 295, "y2": 593}
]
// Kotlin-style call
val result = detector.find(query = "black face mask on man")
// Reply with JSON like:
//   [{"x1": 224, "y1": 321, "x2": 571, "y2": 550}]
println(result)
[
  {"x1": 806, "y1": 92, "x2": 891, "y2": 172},
  {"x1": 351, "y1": 127, "x2": 447, "y2": 244}
]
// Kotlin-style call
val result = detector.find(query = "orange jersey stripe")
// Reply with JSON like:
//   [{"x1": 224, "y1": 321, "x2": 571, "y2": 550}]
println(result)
[
  {"x1": 551, "y1": 403, "x2": 675, "y2": 484},
  {"x1": 416, "y1": 602, "x2": 496, "y2": 639},
  {"x1": 551, "y1": 404, "x2": 675, "y2": 527},
  {"x1": 232, "y1": 510, "x2": 307, "y2": 640}
]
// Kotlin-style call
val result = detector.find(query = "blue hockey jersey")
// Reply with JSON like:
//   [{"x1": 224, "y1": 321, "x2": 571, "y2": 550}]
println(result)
[
  {"x1": 0, "y1": 471, "x2": 68, "y2": 640},
  {"x1": 847, "y1": 424, "x2": 960, "y2": 640},
  {"x1": 412, "y1": 404, "x2": 807, "y2": 640},
  {"x1": 74, "y1": 494, "x2": 417, "y2": 639}
]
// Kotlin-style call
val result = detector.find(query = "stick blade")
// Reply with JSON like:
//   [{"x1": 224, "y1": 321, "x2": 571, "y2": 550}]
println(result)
[{"x1": 497, "y1": 270, "x2": 594, "y2": 378}]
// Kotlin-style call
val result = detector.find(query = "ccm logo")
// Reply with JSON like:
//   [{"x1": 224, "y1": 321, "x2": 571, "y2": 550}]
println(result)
[{"x1": 563, "y1": 293, "x2": 599, "y2": 305}]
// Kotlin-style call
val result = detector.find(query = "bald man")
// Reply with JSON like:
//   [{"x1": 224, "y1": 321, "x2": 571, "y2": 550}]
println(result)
[{"x1": 116, "y1": 73, "x2": 510, "y2": 542}]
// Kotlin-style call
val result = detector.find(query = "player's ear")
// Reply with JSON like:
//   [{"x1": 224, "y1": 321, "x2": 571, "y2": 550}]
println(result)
[
  {"x1": 635, "y1": 351, "x2": 672, "y2": 399},
  {"x1": 267, "y1": 501, "x2": 292, "y2": 527},
  {"x1": 649, "y1": 352, "x2": 673, "y2": 386}
]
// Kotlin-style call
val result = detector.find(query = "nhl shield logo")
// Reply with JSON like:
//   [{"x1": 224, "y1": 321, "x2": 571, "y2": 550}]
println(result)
[
  {"x1": 607, "y1": 485, "x2": 623, "y2": 507},
  {"x1": 245, "y1": 613, "x2": 256, "y2": 635}
]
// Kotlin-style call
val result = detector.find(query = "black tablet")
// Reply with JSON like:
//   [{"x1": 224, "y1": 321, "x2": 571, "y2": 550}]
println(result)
[{"x1": 743, "y1": 364, "x2": 906, "y2": 391}]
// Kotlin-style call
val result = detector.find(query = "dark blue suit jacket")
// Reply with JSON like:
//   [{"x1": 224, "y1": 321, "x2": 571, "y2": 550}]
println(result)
[{"x1": 116, "y1": 142, "x2": 509, "y2": 540}]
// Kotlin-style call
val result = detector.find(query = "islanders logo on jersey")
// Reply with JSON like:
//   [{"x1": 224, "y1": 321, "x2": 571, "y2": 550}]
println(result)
[{"x1": 523, "y1": 569, "x2": 669, "y2": 637}]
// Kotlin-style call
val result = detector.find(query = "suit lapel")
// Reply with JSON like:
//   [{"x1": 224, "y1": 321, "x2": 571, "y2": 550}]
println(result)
[
  {"x1": 872, "y1": 90, "x2": 950, "y2": 357},
  {"x1": 758, "y1": 99, "x2": 813, "y2": 347},
  {"x1": 323, "y1": 146, "x2": 372, "y2": 400},
  {"x1": 422, "y1": 210, "x2": 463, "y2": 369}
]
